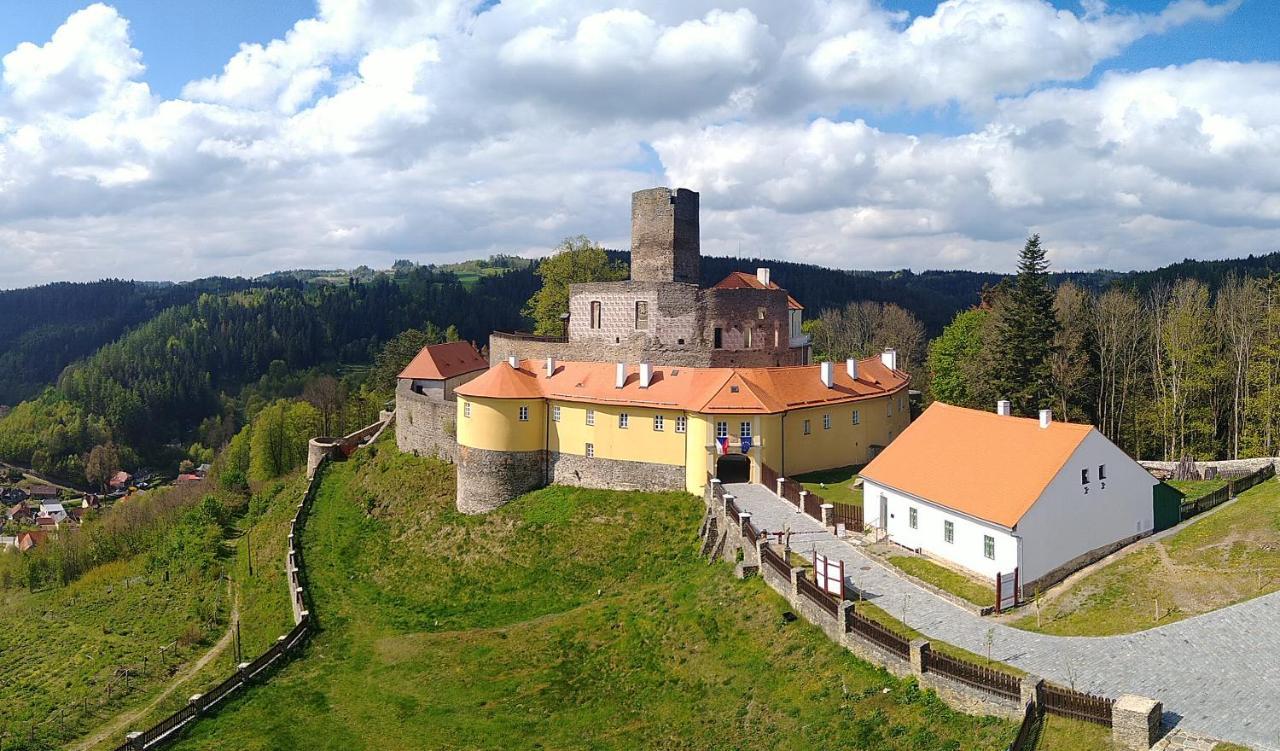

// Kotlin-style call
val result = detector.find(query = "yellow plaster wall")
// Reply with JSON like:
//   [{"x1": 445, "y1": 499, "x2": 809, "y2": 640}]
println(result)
[
  {"x1": 779, "y1": 390, "x2": 910, "y2": 476},
  {"x1": 548, "y1": 401, "x2": 687, "y2": 466},
  {"x1": 456, "y1": 397, "x2": 546, "y2": 452}
]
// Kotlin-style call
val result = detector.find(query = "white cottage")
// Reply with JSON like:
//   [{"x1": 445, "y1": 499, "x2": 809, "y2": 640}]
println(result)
[{"x1": 861, "y1": 401, "x2": 1158, "y2": 597}]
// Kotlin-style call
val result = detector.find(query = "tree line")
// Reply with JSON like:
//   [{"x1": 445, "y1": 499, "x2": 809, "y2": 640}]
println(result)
[{"x1": 927, "y1": 237, "x2": 1280, "y2": 461}]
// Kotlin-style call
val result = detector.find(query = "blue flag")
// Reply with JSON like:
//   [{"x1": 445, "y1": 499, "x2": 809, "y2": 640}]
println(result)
[{"x1": 739, "y1": 434, "x2": 753, "y2": 453}]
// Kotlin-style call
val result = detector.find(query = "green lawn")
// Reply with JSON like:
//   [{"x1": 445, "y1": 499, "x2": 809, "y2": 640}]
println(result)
[
  {"x1": 1034, "y1": 714, "x2": 1114, "y2": 750},
  {"x1": 795, "y1": 465, "x2": 863, "y2": 507},
  {"x1": 1013, "y1": 478, "x2": 1280, "y2": 636},
  {"x1": 1166, "y1": 478, "x2": 1228, "y2": 500},
  {"x1": 168, "y1": 444, "x2": 1017, "y2": 751},
  {"x1": 854, "y1": 601, "x2": 1025, "y2": 676},
  {"x1": 887, "y1": 555, "x2": 993, "y2": 608}
]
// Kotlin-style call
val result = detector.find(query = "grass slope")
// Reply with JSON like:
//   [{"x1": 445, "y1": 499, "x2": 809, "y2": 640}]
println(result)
[
  {"x1": 1014, "y1": 478, "x2": 1280, "y2": 636},
  {"x1": 795, "y1": 465, "x2": 863, "y2": 507},
  {"x1": 0, "y1": 557, "x2": 228, "y2": 750},
  {"x1": 170, "y1": 444, "x2": 1015, "y2": 750},
  {"x1": 886, "y1": 555, "x2": 993, "y2": 608}
]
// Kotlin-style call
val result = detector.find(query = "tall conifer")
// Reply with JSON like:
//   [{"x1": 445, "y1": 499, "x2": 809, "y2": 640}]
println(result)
[{"x1": 995, "y1": 234, "x2": 1060, "y2": 414}]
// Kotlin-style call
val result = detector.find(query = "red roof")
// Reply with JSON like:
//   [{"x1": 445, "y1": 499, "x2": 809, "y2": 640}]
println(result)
[
  {"x1": 455, "y1": 357, "x2": 907, "y2": 414},
  {"x1": 713, "y1": 272, "x2": 803, "y2": 310},
  {"x1": 109, "y1": 471, "x2": 131, "y2": 487},
  {"x1": 398, "y1": 341, "x2": 489, "y2": 381},
  {"x1": 17, "y1": 531, "x2": 49, "y2": 551},
  {"x1": 177, "y1": 473, "x2": 202, "y2": 483}
]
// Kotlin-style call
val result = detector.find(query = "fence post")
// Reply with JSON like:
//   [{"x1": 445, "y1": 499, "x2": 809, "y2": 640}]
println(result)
[
  {"x1": 125, "y1": 731, "x2": 144, "y2": 751},
  {"x1": 1112, "y1": 695, "x2": 1162, "y2": 750},
  {"x1": 188, "y1": 693, "x2": 203, "y2": 717},
  {"x1": 908, "y1": 639, "x2": 930, "y2": 677},
  {"x1": 820, "y1": 503, "x2": 834, "y2": 528},
  {"x1": 776, "y1": 477, "x2": 785, "y2": 499},
  {"x1": 723, "y1": 493, "x2": 736, "y2": 518},
  {"x1": 237, "y1": 661, "x2": 251, "y2": 685},
  {"x1": 788, "y1": 565, "x2": 802, "y2": 597},
  {"x1": 1019, "y1": 674, "x2": 1043, "y2": 709},
  {"x1": 710, "y1": 478, "x2": 722, "y2": 498},
  {"x1": 797, "y1": 490, "x2": 808, "y2": 514}
]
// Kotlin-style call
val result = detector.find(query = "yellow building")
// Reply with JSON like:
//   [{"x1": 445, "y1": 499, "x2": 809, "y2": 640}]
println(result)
[{"x1": 452, "y1": 353, "x2": 911, "y2": 513}]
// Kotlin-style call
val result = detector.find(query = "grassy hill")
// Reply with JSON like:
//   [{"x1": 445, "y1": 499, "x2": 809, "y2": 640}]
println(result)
[{"x1": 166, "y1": 443, "x2": 1016, "y2": 750}]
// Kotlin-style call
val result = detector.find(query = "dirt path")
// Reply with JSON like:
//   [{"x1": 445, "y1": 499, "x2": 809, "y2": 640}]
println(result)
[{"x1": 70, "y1": 579, "x2": 240, "y2": 751}]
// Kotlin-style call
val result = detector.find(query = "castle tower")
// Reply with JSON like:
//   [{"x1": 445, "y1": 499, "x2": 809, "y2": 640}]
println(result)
[{"x1": 630, "y1": 187, "x2": 700, "y2": 284}]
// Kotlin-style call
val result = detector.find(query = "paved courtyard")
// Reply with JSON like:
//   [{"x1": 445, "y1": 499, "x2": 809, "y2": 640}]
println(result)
[{"x1": 724, "y1": 482, "x2": 1280, "y2": 750}]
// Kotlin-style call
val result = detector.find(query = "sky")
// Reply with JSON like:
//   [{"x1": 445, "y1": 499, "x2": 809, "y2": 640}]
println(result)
[{"x1": 0, "y1": 0, "x2": 1278, "y2": 288}]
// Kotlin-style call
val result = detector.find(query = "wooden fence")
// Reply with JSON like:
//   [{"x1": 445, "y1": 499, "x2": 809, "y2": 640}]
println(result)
[
  {"x1": 742, "y1": 517, "x2": 760, "y2": 543},
  {"x1": 1041, "y1": 682, "x2": 1114, "y2": 726},
  {"x1": 923, "y1": 650, "x2": 1021, "y2": 701},
  {"x1": 760, "y1": 543, "x2": 791, "y2": 579},
  {"x1": 1180, "y1": 463, "x2": 1276, "y2": 521},
  {"x1": 831, "y1": 502, "x2": 864, "y2": 532},
  {"x1": 845, "y1": 608, "x2": 910, "y2": 659},
  {"x1": 796, "y1": 570, "x2": 840, "y2": 617},
  {"x1": 1007, "y1": 701, "x2": 1040, "y2": 751}
]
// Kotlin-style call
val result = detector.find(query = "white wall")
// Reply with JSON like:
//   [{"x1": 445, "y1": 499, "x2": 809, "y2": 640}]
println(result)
[
  {"x1": 864, "y1": 480, "x2": 1019, "y2": 583},
  {"x1": 1017, "y1": 430, "x2": 1157, "y2": 583}
]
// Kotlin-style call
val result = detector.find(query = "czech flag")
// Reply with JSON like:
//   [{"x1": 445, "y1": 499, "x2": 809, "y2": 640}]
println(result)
[
  {"x1": 716, "y1": 436, "x2": 730, "y2": 455},
  {"x1": 739, "y1": 435, "x2": 753, "y2": 453}
]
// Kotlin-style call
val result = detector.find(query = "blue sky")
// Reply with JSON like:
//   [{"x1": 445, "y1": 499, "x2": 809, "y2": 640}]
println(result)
[{"x1": 1, "y1": 0, "x2": 1278, "y2": 286}]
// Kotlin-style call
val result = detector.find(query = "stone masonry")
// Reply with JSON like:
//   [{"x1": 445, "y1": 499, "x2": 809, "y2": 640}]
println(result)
[
  {"x1": 456, "y1": 446, "x2": 545, "y2": 514},
  {"x1": 395, "y1": 382, "x2": 459, "y2": 462},
  {"x1": 548, "y1": 452, "x2": 684, "y2": 493},
  {"x1": 630, "y1": 187, "x2": 699, "y2": 284}
]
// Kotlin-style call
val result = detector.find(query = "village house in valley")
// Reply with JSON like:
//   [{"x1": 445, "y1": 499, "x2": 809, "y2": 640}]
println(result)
[
  {"x1": 860, "y1": 401, "x2": 1165, "y2": 596},
  {"x1": 396, "y1": 187, "x2": 912, "y2": 513}
]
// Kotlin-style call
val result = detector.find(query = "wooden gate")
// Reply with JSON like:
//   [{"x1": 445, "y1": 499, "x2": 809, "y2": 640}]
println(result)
[
  {"x1": 995, "y1": 569, "x2": 1018, "y2": 613},
  {"x1": 814, "y1": 553, "x2": 845, "y2": 601}
]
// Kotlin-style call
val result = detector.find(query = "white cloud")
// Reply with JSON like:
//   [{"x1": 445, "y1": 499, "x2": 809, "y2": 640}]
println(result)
[{"x1": 0, "y1": 0, "x2": 1271, "y2": 289}]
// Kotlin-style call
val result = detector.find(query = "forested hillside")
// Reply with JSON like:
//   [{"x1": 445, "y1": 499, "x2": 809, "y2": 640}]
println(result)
[
  {"x1": 0, "y1": 279, "x2": 261, "y2": 405},
  {"x1": 0, "y1": 266, "x2": 537, "y2": 481}
]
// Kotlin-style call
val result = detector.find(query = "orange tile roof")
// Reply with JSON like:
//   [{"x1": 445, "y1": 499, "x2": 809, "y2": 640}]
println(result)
[
  {"x1": 454, "y1": 356, "x2": 907, "y2": 414},
  {"x1": 398, "y1": 341, "x2": 488, "y2": 381},
  {"x1": 859, "y1": 402, "x2": 1094, "y2": 528},
  {"x1": 713, "y1": 271, "x2": 804, "y2": 310}
]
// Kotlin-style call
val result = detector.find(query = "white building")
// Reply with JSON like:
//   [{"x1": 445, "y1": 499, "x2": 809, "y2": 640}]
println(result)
[
  {"x1": 861, "y1": 401, "x2": 1158, "y2": 597},
  {"x1": 38, "y1": 502, "x2": 67, "y2": 524}
]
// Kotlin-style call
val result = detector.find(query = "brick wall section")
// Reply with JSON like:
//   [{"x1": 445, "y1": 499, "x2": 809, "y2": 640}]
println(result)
[
  {"x1": 630, "y1": 187, "x2": 699, "y2": 284},
  {"x1": 548, "y1": 452, "x2": 684, "y2": 492},
  {"x1": 456, "y1": 446, "x2": 545, "y2": 514},
  {"x1": 395, "y1": 381, "x2": 460, "y2": 463}
]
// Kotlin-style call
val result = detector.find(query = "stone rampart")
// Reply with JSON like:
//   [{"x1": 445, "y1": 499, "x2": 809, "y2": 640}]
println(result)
[
  {"x1": 395, "y1": 382, "x2": 459, "y2": 462},
  {"x1": 548, "y1": 452, "x2": 684, "y2": 493},
  {"x1": 456, "y1": 446, "x2": 545, "y2": 514}
]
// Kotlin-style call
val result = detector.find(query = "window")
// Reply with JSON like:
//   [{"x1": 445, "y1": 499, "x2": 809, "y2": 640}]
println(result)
[
  {"x1": 1081, "y1": 468, "x2": 1090, "y2": 485},
  {"x1": 740, "y1": 421, "x2": 752, "y2": 439},
  {"x1": 463, "y1": 401, "x2": 471, "y2": 418},
  {"x1": 675, "y1": 415, "x2": 687, "y2": 433},
  {"x1": 909, "y1": 507, "x2": 918, "y2": 529},
  {"x1": 887, "y1": 401, "x2": 893, "y2": 417},
  {"x1": 552, "y1": 405, "x2": 561, "y2": 422},
  {"x1": 585, "y1": 443, "x2": 595, "y2": 458},
  {"x1": 745, "y1": 326, "x2": 753, "y2": 348},
  {"x1": 984, "y1": 535, "x2": 995, "y2": 560},
  {"x1": 518, "y1": 405, "x2": 529, "y2": 422},
  {"x1": 852, "y1": 409, "x2": 860, "y2": 425},
  {"x1": 822, "y1": 413, "x2": 832, "y2": 430},
  {"x1": 803, "y1": 419, "x2": 811, "y2": 435},
  {"x1": 590, "y1": 301, "x2": 602, "y2": 329},
  {"x1": 619, "y1": 413, "x2": 629, "y2": 429},
  {"x1": 1099, "y1": 464, "x2": 1107, "y2": 480},
  {"x1": 713, "y1": 327, "x2": 723, "y2": 349},
  {"x1": 585, "y1": 409, "x2": 595, "y2": 426},
  {"x1": 757, "y1": 306, "x2": 766, "y2": 320},
  {"x1": 635, "y1": 301, "x2": 648, "y2": 329},
  {"x1": 944, "y1": 520, "x2": 954, "y2": 544},
  {"x1": 653, "y1": 415, "x2": 664, "y2": 431},
  {"x1": 715, "y1": 421, "x2": 728, "y2": 439}
]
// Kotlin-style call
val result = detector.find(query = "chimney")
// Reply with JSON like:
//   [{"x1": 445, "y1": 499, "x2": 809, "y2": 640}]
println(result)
[
  {"x1": 820, "y1": 361, "x2": 834, "y2": 389},
  {"x1": 1039, "y1": 409, "x2": 1052, "y2": 429},
  {"x1": 615, "y1": 362, "x2": 627, "y2": 389},
  {"x1": 846, "y1": 357, "x2": 859, "y2": 380},
  {"x1": 996, "y1": 400, "x2": 1011, "y2": 417},
  {"x1": 546, "y1": 357, "x2": 556, "y2": 378},
  {"x1": 756, "y1": 267, "x2": 771, "y2": 287},
  {"x1": 507, "y1": 355, "x2": 519, "y2": 370},
  {"x1": 880, "y1": 348, "x2": 898, "y2": 371},
  {"x1": 639, "y1": 362, "x2": 653, "y2": 389}
]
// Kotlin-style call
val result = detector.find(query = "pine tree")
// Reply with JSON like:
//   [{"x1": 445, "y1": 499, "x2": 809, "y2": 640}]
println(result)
[{"x1": 995, "y1": 235, "x2": 1060, "y2": 415}]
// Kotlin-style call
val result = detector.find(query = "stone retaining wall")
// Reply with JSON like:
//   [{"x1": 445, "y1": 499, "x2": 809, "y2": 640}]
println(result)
[
  {"x1": 1139, "y1": 457, "x2": 1280, "y2": 475},
  {"x1": 548, "y1": 452, "x2": 684, "y2": 493},
  {"x1": 395, "y1": 383, "x2": 459, "y2": 462},
  {"x1": 456, "y1": 446, "x2": 545, "y2": 514}
]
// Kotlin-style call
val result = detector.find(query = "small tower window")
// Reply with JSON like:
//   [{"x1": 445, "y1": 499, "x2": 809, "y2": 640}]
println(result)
[
  {"x1": 585, "y1": 443, "x2": 595, "y2": 458},
  {"x1": 552, "y1": 406, "x2": 561, "y2": 422},
  {"x1": 635, "y1": 301, "x2": 648, "y2": 330},
  {"x1": 715, "y1": 421, "x2": 728, "y2": 439},
  {"x1": 803, "y1": 419, "x2": 811, "y2": 436},
  {"x1": 852, "y1": 409, "x2": 860, "y2": 425},
  {"x1": 590, "y1": 301, "x2": 602, "y2": 329},
  {"x1": 713, "y1": 327, "x2": 723, "y2": 349},
  {"x1": 823, "y1": 414, "x2": 831, "y2": 430},
  {"x1": 619, "y1": 413, "x2": 629, "y2": 429},
  {"x1": 653, "y1": 415, "x2": 664, "y2": 431},
  {"x1": 675, "y1": 416, "x2": 687, "y2": 433},
  {"x1": 518, "y1": 405, "x2": 529, "y2": 422},
  {"x1": 585, "y1": 409, "x2": 595, "y2": 426}
]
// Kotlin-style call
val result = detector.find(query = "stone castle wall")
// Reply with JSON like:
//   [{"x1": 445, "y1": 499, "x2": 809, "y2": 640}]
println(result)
[
  {"x1": 456, "y1": 446, "x2": 545, "y2": 514},
  {"x1": 549, "y1": 452, "x2": 684, "y2": 493},
  {"x1": 395, "y1": 381, "x2": 460, "y2": 462}
]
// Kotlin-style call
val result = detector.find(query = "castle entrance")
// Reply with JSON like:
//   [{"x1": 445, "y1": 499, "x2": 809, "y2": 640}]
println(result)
[{"x1": 716, "y1": 454, "x2": 751, "y2": 484}]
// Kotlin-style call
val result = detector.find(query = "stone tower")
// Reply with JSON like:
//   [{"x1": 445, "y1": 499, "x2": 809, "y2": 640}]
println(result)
[{"x1": 630, "y1": 187, "x2": 700, "y2": 284}]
